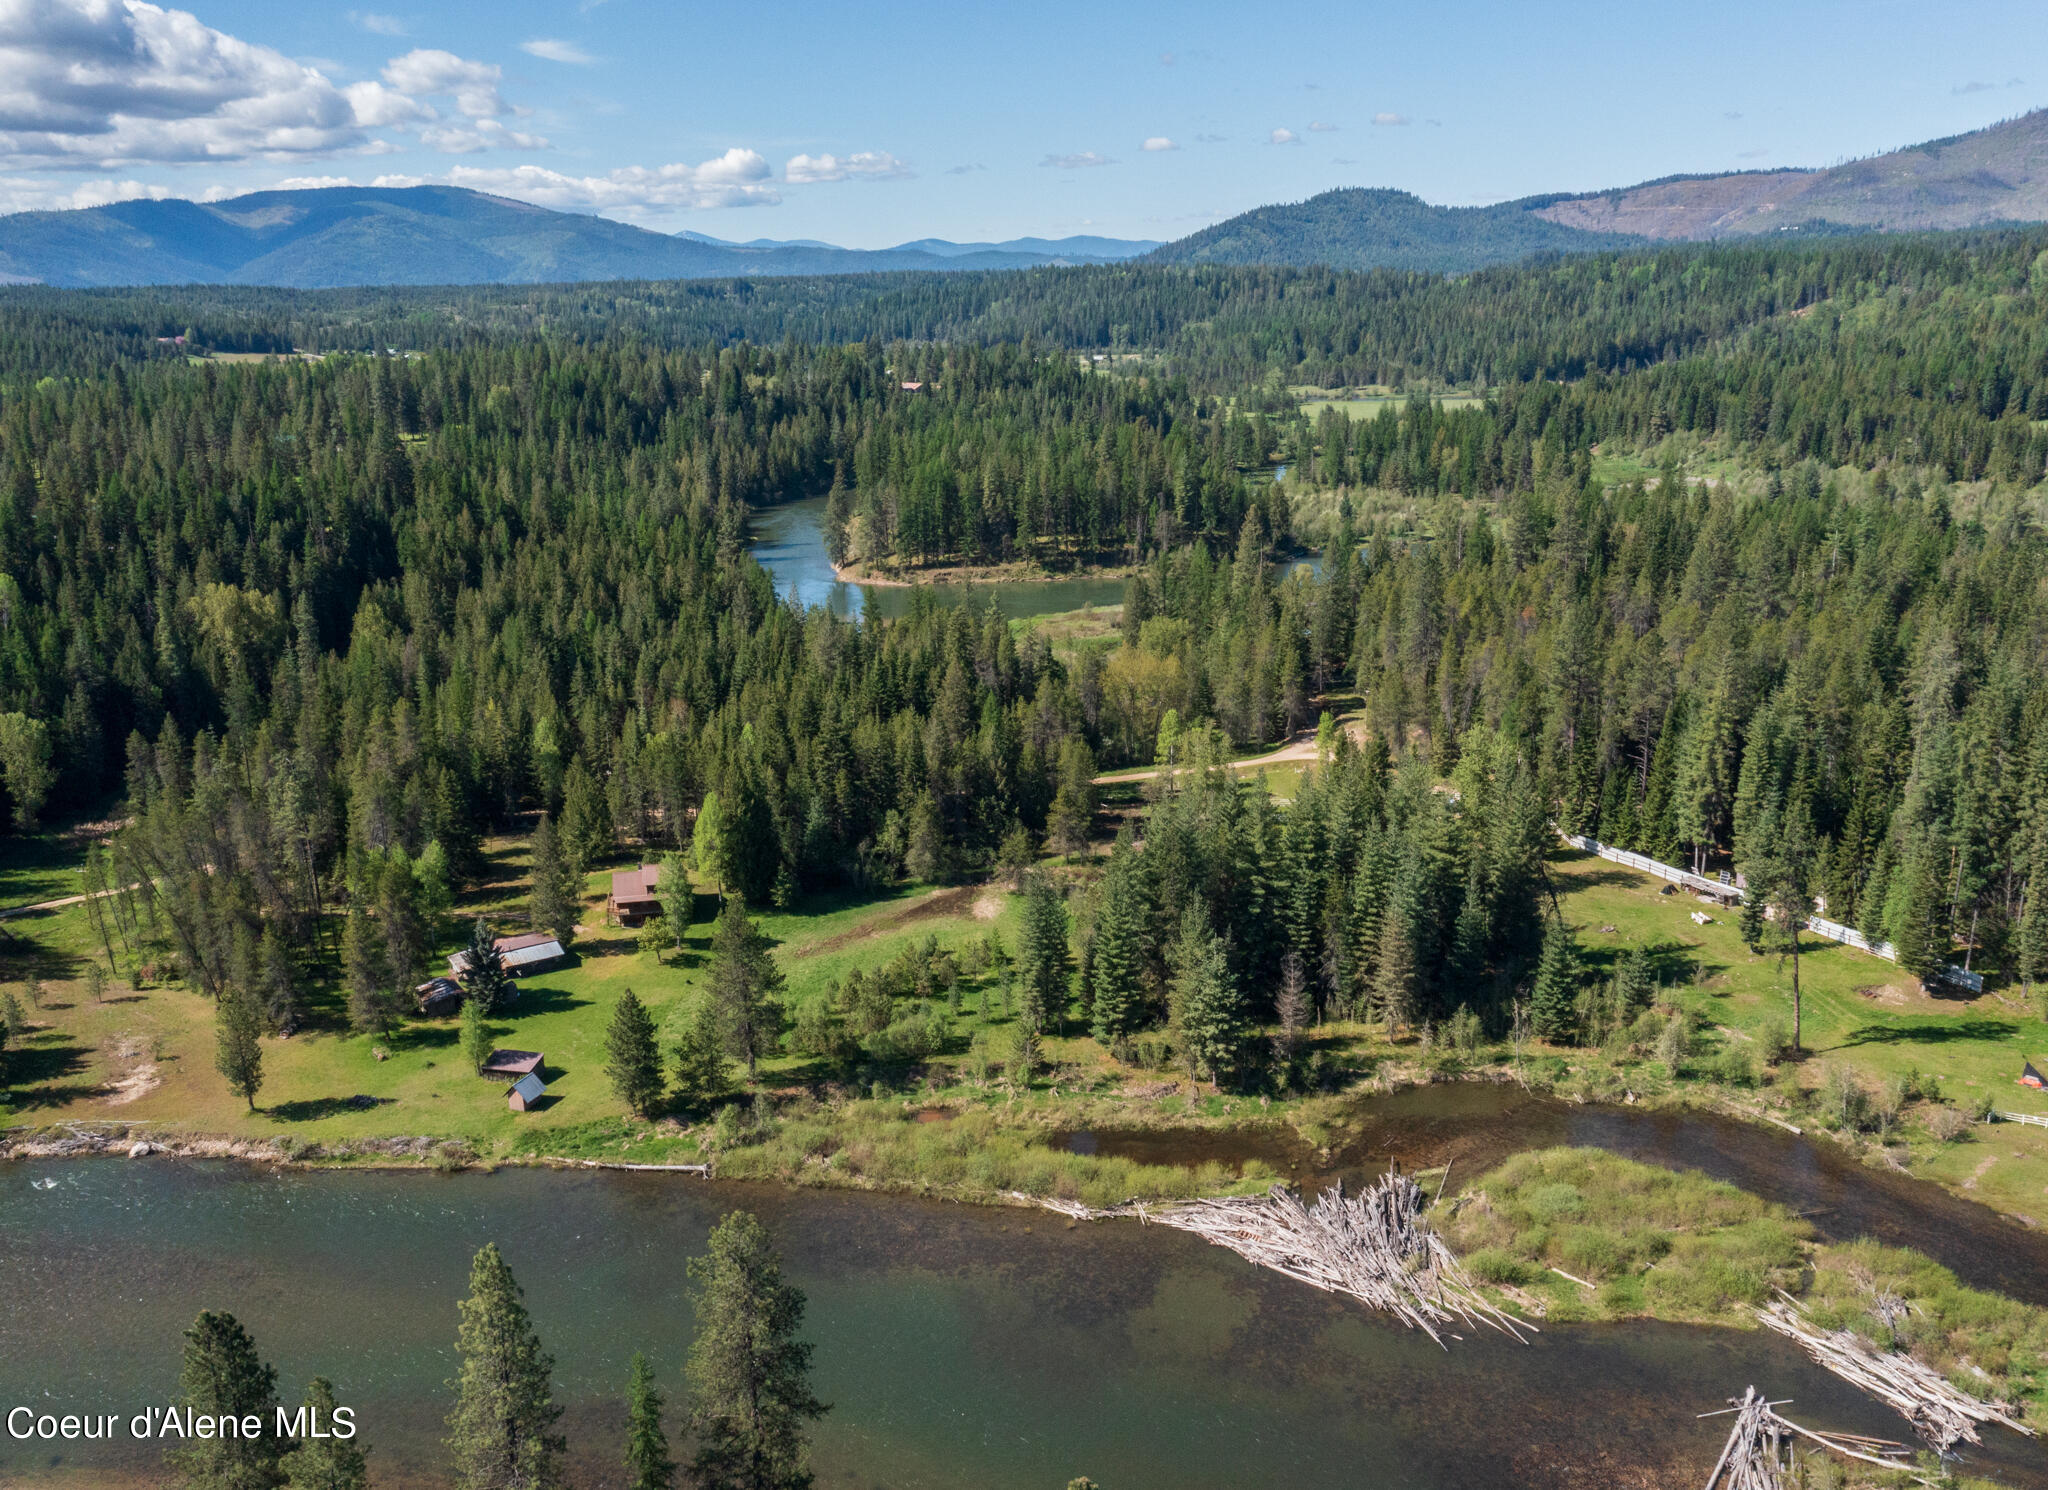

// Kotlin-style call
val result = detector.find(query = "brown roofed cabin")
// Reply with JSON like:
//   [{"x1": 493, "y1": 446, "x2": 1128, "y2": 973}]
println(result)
[
  {"x1": 508, "y1": 1072, "x2": 547, "y2": 1112},
  {"x1": 479, "y1": 1049, "x2": 543, "y2": 1082},
  {"x1": 609, "y1": 863, "x2": 662, "y2": 925},
  {"x1": 415, "y1": 977, "x2": 465, "y2": 1017},
  {"x1": 450, "y1": 931, "x2": 566, "y2": 980}
]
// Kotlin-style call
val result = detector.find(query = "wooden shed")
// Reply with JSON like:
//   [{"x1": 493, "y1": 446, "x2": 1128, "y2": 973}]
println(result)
[
  {"x1": 479, "y1": 1049, "x2": 543, "y2": 1083},
  {"x1": 450, "y1": 932, "x2": 566, "y2": 980},
  {"x1": 508, "y1": 1072, "x2": 547, "y2": 1112}
]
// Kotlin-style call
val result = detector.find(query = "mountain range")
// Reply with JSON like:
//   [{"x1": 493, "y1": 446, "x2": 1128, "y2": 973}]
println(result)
[{"x1": 2, "y1": 108, "x2": 2044, "y2": 288}]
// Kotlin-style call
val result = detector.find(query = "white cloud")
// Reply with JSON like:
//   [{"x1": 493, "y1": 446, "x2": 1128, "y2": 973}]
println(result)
[
  {"x1": 945, "y1": 162, "x2": 985, "y2": 175},
  {"x1": 1042, "y1": 151, "x2": 1113, "y2": 168},
  {"x1": 342, "y1": 79, "x2": 432, "y2": 128},
  {"x1": 1308, "y1": 120, "x2": 1337, "y2": 132},
  {"x1": 420, "y1": 118, "x2": 547, "y2": 154},
  {"x1": 272, "y1": 174, "x2": 355, "y2": 189},
  {"x1": 1371, "y1": 112, "x2": 1409, "y2": 126},
  {"x1": 388, "y1": 148, "x2": 781, "y2": 211},
  {"x1": 784, "y1": 149, "x2": 910, "y2": 183},
  {"x1": 0, "y1": 0, "x2": 373, "y2": 166},
  {"x1": 1141, "y1": 136, "x2": 1177, "y2": 151},
  {"x1": 1194, "y1": 132, "x2": 1227, "y2": 143},
  {"x1": 520, "y1": 38, "x2": 593, "y2": 64},
  {"x1": 347, "y1": 11, "x2": 406, "y2": 36},
  {"x1": 1268, "y1": 128, "x2": 1300, "y2": 145},
  {"x1": 381, "y1": 48, "x2": 506, "y2": 118}
]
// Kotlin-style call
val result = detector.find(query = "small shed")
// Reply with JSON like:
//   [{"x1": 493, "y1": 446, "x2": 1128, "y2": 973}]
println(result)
[
  {"x1": 508, "y1": 1072, "x2": 547, "y2": 1112},
  {"x1": 609, "y1": 863, "x2": 662, "y2": 925},
  {"x1": 415, "y1": 977, "x2": 464, "y2": 1017},
  {"x1": 479, "y1": 1049, "x2": 544, "y2": 1083}
]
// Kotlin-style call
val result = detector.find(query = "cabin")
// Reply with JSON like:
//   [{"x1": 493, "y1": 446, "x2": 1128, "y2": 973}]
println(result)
[
  {"x1": 479, "y1": 1049, "x2": 544, "y2": 1083},
  {"x1": 450, "y1": 931, "x2": 566, "y2": 980},
  {"x1": 508, "y1": 1072, "x2": 547, "y2": 1112},
  {"x1": 608, "y1": 863, "x2": 662, "y2": 925},
  {"x1": 899, "y1": 380, "x2": 924, "y2": 392},
  {"x1": 414, "y1": 977, "x2": 465, "y2": 1017}
]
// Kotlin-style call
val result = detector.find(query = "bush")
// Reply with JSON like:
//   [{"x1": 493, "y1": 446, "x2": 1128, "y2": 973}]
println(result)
[
  {"x1": 1465, "y1": 1247, "x2": 1533, "y2": 1285},
  {"x1": 1706, "y1": 1045, "x2": 1757, "y2": 1087},
  {"x1": 1925, "y1": 1105, "x2": 1974, "y2": 1143},
  {"x1": 1655, "y1": 1013, "x2": 1692, "y2": 1071},
  {"x1": 1755, "y1": 1016, "x2": 1793, "y2": 1065},
  {"x1": 1821, "y1": 1066, "x2": 1871, "y2": 1131}
]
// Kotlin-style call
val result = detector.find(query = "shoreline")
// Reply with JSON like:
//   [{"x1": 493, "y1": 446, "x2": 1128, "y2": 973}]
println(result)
[{"x1": 831, "y1": 556, "x2": 1139, "y2": 588}]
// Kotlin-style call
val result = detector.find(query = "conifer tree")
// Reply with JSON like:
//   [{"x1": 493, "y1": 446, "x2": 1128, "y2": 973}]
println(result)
[
  {"x1": 1046, "y1": 739, "x2": 1098, "y2": 858},
  {"x1": 446, "y1": 1244, "x2": 565, "y2": 1490},
  {"x1": 658, "y1": 851, "x2": 693, "y2": 953},
  {"x1": 607, "y1": 987, "x2": 665, "y2": 1117},
  {"x1": 1171, "y1": 906, "x2": 1247, "y2": 1090},
  {"x1": 1527, "y1": 917, "x2": 1581, "y2": 1044},
  {"x1": 342, "y1": 906, "x2": 395, "y2": 1035},
  {"x1": 1014, "y1": 871, "x2": 1072, "y2": 1034},
  {"x1": 623, "y1": 1352, "x2": 674, "y2": 1490},
  {"x1": 528, "y1": 814, "x2": 579, "y2": 946},
  {"x1": 279, "y1": 1378, "x2": 368, "y2": 1490},
  {"x1": 1089, "y1": 842, "x2": 1145, "y2": 1044},
  {"x1": 167, "y1": 1310, "x2": 287, "y2": 1490},
  {"x1": 1371, "y1": 915, "x2": 1418, "y2": 1038},
  {"x1": 463, "y1": 918, "x2": 511, "y2": 1013},
  {"x1": 707, "y1": 899, "x2": 784, "y2": 1074},
  {"x1": 215, "y1": 982, "x2": 265, "y2": 1111},
  {"x1": 672, "y1": 999, "x2": 732, "y2": 1110},
  {"x1": 683, "y1": 1212, "x2": 827, "y2": 1490},
  {"x1": 558, "y1": 756, "x2": 612, "y2": 877}
]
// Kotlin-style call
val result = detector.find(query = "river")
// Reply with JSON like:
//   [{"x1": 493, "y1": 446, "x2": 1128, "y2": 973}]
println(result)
[
  {"x1": 749, "y1": 497, "x2": 1129, "y2": 621},
  {"x1": 7, "y1": 1091, "x2": 2048, "y2": 1489}
]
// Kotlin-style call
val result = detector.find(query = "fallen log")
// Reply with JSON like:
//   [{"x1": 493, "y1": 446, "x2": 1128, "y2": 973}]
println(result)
[
  {"x1": 1009, "y1": 1174, "x2": 1532, "y2": 1346},
  {"x1": 1703, "y1": 1386, "x2": 1926, "y2": 1490},
  {"x1": 1755, "y1": 1294, "x2": 2034, "y2": 1451}
]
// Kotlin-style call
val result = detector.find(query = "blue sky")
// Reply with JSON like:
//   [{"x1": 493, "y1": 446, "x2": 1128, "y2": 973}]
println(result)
[{"x1": 1, "y1": 0, "x2": 2042, "y2": 245}]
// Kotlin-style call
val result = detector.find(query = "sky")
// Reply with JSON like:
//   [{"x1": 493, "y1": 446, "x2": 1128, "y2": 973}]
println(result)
[{"x1": 0, "y1": 0, "x2": 2043, "y2": 247}]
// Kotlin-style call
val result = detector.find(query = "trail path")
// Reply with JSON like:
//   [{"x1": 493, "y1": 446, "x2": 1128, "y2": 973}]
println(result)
[{"x1": 1094, "y1": 719, "x2": 1364, "y2": 786}]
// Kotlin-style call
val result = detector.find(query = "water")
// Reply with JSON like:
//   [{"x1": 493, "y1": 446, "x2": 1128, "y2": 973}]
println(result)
[
  {"x1": 1062, "y1": 1084, "x2": 2048, "y2": 1307},
  {"x1": 10, "y1": 1159, "x2": 2035, "y2": 1489},
  {"x1": 749, "y1": 497, "x2": 1128, "y2": 621}
]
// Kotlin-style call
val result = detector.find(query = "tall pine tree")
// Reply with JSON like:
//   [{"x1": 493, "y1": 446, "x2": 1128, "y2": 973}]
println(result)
[
  {"x1": 167, "y1": 1310, "x2": 287, "y2": 1490},
  {"x1": 606, "y1": 987, "x2": 665, "y2": 1117},
  {"x1": 445, "y1": 1245, "x2": 565, "y2": 1490},
  {"x1": 622, "y1": 1352, "x2": 674, "y2": 1490}
]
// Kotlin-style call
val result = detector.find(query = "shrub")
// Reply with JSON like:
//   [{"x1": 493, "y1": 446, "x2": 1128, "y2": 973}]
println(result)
[
  {"x1": 1821, "y1": 1066, "x2": 1871, "y2": 1131},
  {"x1": 1925, "y1": 1105, "x2": 1974, "y2": 1143},
  {"x1": 1465, "y1": 1248, "x2": 1533, "y2": 1285},
  {"x1": 1755, "y1": 1016, "x2": 1793, "y2": 1065},
  {"x1": 1655, "y1": 1013, "x2": 1692, "y2": 1071},
  {"x1": 1707, "y1": 1045, "x2": 1757, "y2": 1088}
]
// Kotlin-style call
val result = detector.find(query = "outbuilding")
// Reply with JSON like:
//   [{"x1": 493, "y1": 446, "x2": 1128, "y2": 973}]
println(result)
[
  {"x1": 415, "y1": 977, "x2": 465, "y2": 1017},
  {"x1": 479, "y1": 1049, "x2": 544, "y2": 1083},
  {"x1": 450, "y1": 931, "x2": 566, "y2": 980},
  {"x1": 508, "y1": 1072, "x2": 547, "y2": 1112}
]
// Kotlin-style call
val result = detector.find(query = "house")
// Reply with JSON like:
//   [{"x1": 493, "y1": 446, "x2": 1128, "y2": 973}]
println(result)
[
  {"x1": 899, "y1": 380, "x2": 924, "y2": 392},
  {"x1": 415, "y1": 977, "x2": 465, "y2": 1017},
  {"x1": 450, "y1": 931, "x2": 566, "y2": 980},
  {"x1": 479, "y1": 1049, "x2": 543, "y2": 1082},
  {"x1": 608, "y1": 864, "x2": 662, "y2": 925},
  {"x1": 508, "y1": 1072, "x2": 547, "y2": 1112}
]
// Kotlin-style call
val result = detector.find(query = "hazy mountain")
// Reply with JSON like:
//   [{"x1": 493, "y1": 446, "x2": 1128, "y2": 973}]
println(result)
[
  {"x1": 1533, "y1": 108, "x2": 2048, "y2": 238},
  {"x1": 1144, "y1": 187, "x2": 1644, "y2": 274},
  {"x1": 887, "y1": 235, "x2": 1157, "y2": 259},
  {"x1": 0, "y1": 185, "x2": 1148, "y2": 288}
]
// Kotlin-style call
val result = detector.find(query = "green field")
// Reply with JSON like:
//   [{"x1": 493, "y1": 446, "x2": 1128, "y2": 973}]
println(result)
[{"x1": 1296, "y1": 392, "x2": 1486, "y2": 420}]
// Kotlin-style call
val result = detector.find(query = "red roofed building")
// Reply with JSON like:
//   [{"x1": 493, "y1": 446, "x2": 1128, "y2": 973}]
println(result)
[{"x1": 608, "y1": 863, "x2": 662, "y2": 925}]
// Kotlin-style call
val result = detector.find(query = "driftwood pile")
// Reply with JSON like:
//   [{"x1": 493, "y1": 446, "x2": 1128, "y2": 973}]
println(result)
[
  {"x1": 1700, "y1": 1386, "x2": 1918, "y2": 1490},
  {"x1": 1756, "y1": 1294, "x2": 2035, "y2": 1451},
  {"x1": 1012, "y1": 1174, "x2": 1530, "y2": 1347}
]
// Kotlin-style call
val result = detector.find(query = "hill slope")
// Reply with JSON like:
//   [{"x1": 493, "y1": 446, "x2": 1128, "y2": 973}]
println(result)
[
  {"x1": 1535, "y1": 108, "x2": 2048, "y2": 238},
  {"x1": 0, "y1": 185, "x2": 1145, "y2": 288},
  {"x1": 1143, "y1": 188, "x2": 1645, "y2": 274}
]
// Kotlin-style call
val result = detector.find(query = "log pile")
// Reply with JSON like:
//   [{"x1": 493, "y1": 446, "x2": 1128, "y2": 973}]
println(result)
[
  {"x1": 1756, "y1": 1295, "x2": 2035, "y2": 1451},
  {"x1": 1700, "y1": 1386, "x2": 1917, "y2": 1490},
  {"x1": 1009, "y1": 1175, "x2": 1531, "y2": 1346}
]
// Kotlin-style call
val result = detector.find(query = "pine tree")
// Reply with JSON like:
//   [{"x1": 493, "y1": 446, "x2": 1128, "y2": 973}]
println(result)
[
  {"x1": 1089, "y1": 842, "x2": 1145, "y2": 1044},
  {"x1": 1014, "y1": 871, "x2": 1071, "y2": 1034},
  {"x1": 1171, "y1": 907, "x2": 1247, "y2": 1090},
  {"x1": 672, "y1": 999, "x2": 731, "y2": 1110},
  {"x1": 279, "y1": 1378, "x2": 368, "y2": 1490},
  {"x1": 167, "y1": 1310, "x2": 287, "y2": 1490},
  {"x1": 461, "y1": 991, "x2": 493, "y2": 1075},
  {"x1": 445, "y1": 1244, "x2": 565, "y2": 1490},
  {"x1": 607, "y1": 987, "x2": 665, "y2": 1117},
  {"x1": 1045, "y1": 739, "x2": 1098, "y2": 858},
  {"x1": 658, "y1": 851, "x2": 694, "y2": 953},
  {"x1": 342, "y1": 906, "x2": 395, "y2": 1035},
  {"x1": 707, "y1": 898, "x2": 784, "y2": 1075},
  {"x1": 558, "y1": 755, "x2": 613, "y2": 877},
  {"x1": 463, "y1": 918, "x2": 511, "y2": 1013},
  {"x1": 215, "y1": 982, "x2": 265, "y2": 1111},
  {"x1": 1371, "y1": 915, "x2": 1418, "y2": 1038},
  {"x1": 623, "y1": 1352, "x2": 674, "y2": 1490},
  {"x1": 1528, "y1": 918, "x2": 1581, "y2": 1044},
  {"x1": 528, "y1": 814, "x2": 579, "y2": 946},
  {"x1": 684, "y1": 1212, "x2": 828, "y2": 1490},
  {"x1": 693, "y1": 792, "x2": 728, "y2": 895}
]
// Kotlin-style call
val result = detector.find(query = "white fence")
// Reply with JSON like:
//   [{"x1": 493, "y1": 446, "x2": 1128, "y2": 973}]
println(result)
[{"x1": 1558, "y1": 831, "x2": 1985, "y2": 994}]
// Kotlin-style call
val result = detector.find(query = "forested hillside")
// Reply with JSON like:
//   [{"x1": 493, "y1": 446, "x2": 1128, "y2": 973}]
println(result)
[{"x1": 1, "y1": 223, "x2": 2046, "y2": 1059}]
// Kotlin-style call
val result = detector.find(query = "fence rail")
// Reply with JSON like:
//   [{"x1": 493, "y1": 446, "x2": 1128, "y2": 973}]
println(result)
[{"x1": 1557, "y1": 832, "x2": 1984, "y2": 994}]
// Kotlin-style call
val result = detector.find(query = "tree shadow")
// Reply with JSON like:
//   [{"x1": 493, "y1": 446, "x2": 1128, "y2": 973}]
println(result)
[
  {"x1": 269, "y1": 1095, "x2": 395, "y2": 1122},
  {"x1": 8, "y1": 1034, "x2": 107, "y2": 1107},
  {"x1": 1835, "y1": 1019, "x2": 2020, "y2": 1049},
  {"x1": 504, "y1": 985, "x2": 591, "y2": 1017},
  {"x1": 392, "y1": 1024, "x2": 459, "y2": 1052}
]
